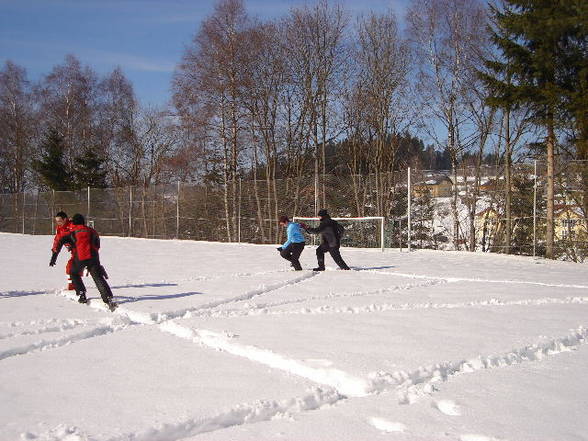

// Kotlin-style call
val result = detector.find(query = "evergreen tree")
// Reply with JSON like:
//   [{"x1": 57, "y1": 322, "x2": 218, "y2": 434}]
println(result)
[
  {"x1": 33, "y1": 128, "x2": 72, "y2": 190},
  {"x1": 412, "y1": 188, "x2": 437, "y2": 249},
  {"x1": 481, "y1": 0, "x2": 584, "y2": 258},
  {"x1": 73, "y1": 148, "x2": 107, "y2": 189}
]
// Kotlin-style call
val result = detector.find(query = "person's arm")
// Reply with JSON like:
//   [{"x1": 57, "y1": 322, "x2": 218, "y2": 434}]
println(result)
[
  {"x1": 281, "y1": 223, "x2": 293, "y2": 249},
  {"x1": 93, "y1": 231, "x2": 100, "y2": 250},
  {"x1": 304, "y1": 221, "x2": 327, "y2": 234},
  {"x1": 50, "y1": 234, "x2": 72, "y2": 266},
  {"x1": 51, "y1": 230, "x2": 61, "y2": 253}
]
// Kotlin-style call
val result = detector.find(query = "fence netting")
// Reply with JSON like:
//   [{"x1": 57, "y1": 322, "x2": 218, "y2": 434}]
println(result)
[{"x1": 1, "y1": 161, "x2": 586, "y2": 261}]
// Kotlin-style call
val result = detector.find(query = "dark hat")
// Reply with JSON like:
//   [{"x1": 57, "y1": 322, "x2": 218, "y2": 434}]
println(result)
[
  {"x1": 55, "y1": 211, "x2": 68, "y2": 219},
  {"x1": 71, "y1": 213, "x2": 85, "y2": 225},
  {"x1": 317, "y1": 209, "x2": 328, "y2": 217},
  {"x1": 278, "y1": 215, "x2": 289, "y2": 224}
]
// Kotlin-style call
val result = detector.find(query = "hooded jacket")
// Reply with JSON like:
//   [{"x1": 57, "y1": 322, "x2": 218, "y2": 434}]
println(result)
[
  {"x1": 56, "y1": 224, "x2": 101, "y2": 262},
  {"x1": 305, "y1": 215, "x2": 342, "y2": 248},
  {"x1": 282, "y1": 222, "x2": 305, "y2": 248}
]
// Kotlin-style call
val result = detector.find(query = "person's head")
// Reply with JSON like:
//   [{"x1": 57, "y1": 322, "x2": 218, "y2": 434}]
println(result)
[
  {"x1": 71, "y1": 213, "x2": 85, "y2": 226},
  {"x1": 278, "y1": 215, "x2": 289, "y2": 227},
  {"x1": 55, "y1": 211, "x2": 68, "y2": 227},
  {"x1": 317, "y1": 209, "x2": 329, "y2": 219}
]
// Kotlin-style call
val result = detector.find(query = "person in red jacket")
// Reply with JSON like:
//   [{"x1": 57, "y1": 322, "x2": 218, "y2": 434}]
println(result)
[
  {"x1": 52, "y1": 211, "x2": 77, "y2": 290},
  {"x1": 50, "y1": 213, "x2": 117, "y2": 311}
]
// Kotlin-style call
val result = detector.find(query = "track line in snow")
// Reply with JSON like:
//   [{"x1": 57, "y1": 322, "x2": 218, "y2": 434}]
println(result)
[
  {"x1": 368, "y1": 325, "x2": 588, "y2": 404},
  {"x1": 0, "y1": 320, "x2": 128, "y2": 362},
  {"x1": 160, "y1": 271, "x2": 320, "y2": 321},
  {"x1": 364, "y1": 270, "x2": 588, "y2": 290},
  {"x1": 58, "y1": 289, "x2": 158, "y2": 325},
  {"x1": 0, "y1": 291, "x2": 142, "y2": 361},
  {"x1": 103, "y1": 387, "x2": 342, "y2": 441},
  {"x1": 0, "y1": 318, "x2": 90, "y2": 341},
  {"x1": 23, "y1": 388, "x2": 341, "y2": 441},
  {"x1": 111, "y1": 268, "x2": 295, "y2": 290},
  {"x1": 159, "y1": 320, "x2": 372, "y2": 398},
  {"x1": 201, "y1": 295, "x2": 588, "y2": 319},
  {"x1": 0, "y1": 289, "x2": 51, "y2": 299},
  {"x1": 193, "y1": 279, "x2": 448, "y2": 319}
]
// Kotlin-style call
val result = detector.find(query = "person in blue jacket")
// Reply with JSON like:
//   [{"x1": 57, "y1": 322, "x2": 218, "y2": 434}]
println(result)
[{"x1": 277, "y1": 215, "x2": 305, "y2": 271}]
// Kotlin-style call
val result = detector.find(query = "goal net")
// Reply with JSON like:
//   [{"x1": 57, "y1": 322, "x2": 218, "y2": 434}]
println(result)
[{"x1": 292, "y1": 216, "x2": 385, "y2": 251}]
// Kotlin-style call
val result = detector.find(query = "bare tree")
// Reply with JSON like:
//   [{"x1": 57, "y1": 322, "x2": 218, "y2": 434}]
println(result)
[
  {"x1": 36, "y1": 55, "x2": 99, "y2": 171},
  {"x1": 354, "y1": 10, "x2": 411, "y2": 216},
  {"x1": 242, "y1": 22, "x2": 286, "y2": 243},
  {"x1": 407, "y1": 0, "x2": 487, "y2": 250},
  {"x1": 0, "y1": 61, "x2": 36, "y2": 192},
  {"x1": 97, "y1": 67, "x2": 140, "y2": 186},
  {"x1": 283, "y1": 0, "x2": 347, "y2": 213},
  {"x1": 135, "y1": 107, "x2": 180, "y2": 185},
  {"x1": 173, "y1": 0, "x2": 251, "y2": 241}
]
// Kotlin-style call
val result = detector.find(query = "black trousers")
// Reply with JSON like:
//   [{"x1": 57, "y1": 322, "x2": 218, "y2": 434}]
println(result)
[
  {"x1": 280, "y1": 242, "x2": 305, "y2": 270},
  {"x1": 316, "y1": 244, "x2": 350, "y2": 270},
  {"x1": 69, "y1": 259, "x2": 114, "y2": 303}
]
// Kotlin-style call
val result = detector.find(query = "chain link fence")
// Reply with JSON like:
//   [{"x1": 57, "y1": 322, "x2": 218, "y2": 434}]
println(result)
[{"x1": 1, "y1": 161, "x2": 587, "y2": 261}]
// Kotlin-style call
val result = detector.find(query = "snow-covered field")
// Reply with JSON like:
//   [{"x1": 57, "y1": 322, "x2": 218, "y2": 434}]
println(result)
[{"x1": 1, "y1": 232, "x2": 587, "y2": 441}]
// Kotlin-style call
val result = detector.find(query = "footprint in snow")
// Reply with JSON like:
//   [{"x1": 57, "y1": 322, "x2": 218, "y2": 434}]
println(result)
[
  {"x1": 369, "y1": 417, "x2": 407, "y2": 433},
  {"x1": 304, "y1": 358, "x2": 333, "y2": 367},
  {"x1": 460, "y1": 435, "x2": 504, "y2": 441},
  {"x1": 434, "y1": 399, "x2": 462, "y2": 416}
]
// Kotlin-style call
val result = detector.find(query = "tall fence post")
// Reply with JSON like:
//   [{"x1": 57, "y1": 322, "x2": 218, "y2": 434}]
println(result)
[
  {"x1": 314, "y1": 169, "x2": 319, "y2": 221},
  {"x1": 176, "y1": 181, "x2": 180, "y2": 239},
  {"x1": 51, "y1": 189, "x2": 55, "y2": 234},
  {"x1": 87, "y1": 186, "x2": 91, "y2": 220},
  {"x1": 22, "y1": 192, "x2": 26, "y2": 234},
  {"x1": 533, "y1": 160, "x2": 537, "y2": 257},
  {"x1": 399, "y1": 219, "x2": 403, "y2": 252},
  {"x1": 128, "y1": 186, "x2": 133, "y2": 237},
  {"x1": 380, "y1": 217, "x2": 385, "y2": 252},
  {"x1": 407, "y1": 167, "x2": 412, "y2": 252},
  {"x1": 237, "y1": 178, "x2": 242, "y2": 244},
  {"x1": 32, "y1": 190, "x2": 39, "y2": 235}
]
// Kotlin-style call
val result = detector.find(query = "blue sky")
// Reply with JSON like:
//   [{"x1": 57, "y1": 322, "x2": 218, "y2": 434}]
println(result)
[{"x1": 0, "y1": 0, "x2": 409, "y2": 106}]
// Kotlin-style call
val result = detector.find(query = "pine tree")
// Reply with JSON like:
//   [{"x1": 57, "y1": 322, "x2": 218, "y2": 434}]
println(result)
[
  {"x1": 33, "y1": 128, "x2": 72, "y2": 190},
  {"x1": 481, "y1": 0, "x2": 585, "y2": 258},
  {"x1": 72, "y1": 148, "x2": 107, "y2": 189}
]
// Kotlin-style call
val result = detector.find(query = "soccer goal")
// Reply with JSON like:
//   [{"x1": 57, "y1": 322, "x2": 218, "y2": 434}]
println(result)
[{"x1": 293, "y1": 216, "x2": 385, "y2": 252}]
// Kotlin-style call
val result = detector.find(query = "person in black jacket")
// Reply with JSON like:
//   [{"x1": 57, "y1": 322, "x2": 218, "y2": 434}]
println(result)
[{"x1": 302, "y1": 209, "x2": 350, "y2": 271}]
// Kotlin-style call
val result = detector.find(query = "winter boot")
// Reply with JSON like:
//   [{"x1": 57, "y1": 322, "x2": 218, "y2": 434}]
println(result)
[
  {"x1": 78, "y1": 292, "x2": 87, "y2": 304},
  {"x1": 312, "y1": 267, "x2": 325, "y2": 272},
  {"x1": 105, "y1": 298, "x2": 118, "y2": 312}
]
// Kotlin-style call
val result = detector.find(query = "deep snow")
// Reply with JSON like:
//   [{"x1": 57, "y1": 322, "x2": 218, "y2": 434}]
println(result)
[{"x1": 1, "y1": 232, "x2": 587, "y2": 441}]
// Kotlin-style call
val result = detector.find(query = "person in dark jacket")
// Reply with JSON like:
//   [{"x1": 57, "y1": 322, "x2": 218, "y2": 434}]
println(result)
[
  {"x1": 50, "y1": 213, "x2": 117, "y2": 311},
  {"x1": 302, "y1": 209, "x2": 350, "y2": 271},
  {"x1": 277, "y1": 215, "x2": 305, "y2": 271}
]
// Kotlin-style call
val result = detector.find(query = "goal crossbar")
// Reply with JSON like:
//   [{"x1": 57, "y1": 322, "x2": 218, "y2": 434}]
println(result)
[{"x1": 293, "y1": 216, "x2": 385, "y2": 252}]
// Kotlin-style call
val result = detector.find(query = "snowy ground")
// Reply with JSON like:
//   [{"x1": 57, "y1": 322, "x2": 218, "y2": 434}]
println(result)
[{"x1": 1, "y1": 232, "x2": 587, "y2": 441}]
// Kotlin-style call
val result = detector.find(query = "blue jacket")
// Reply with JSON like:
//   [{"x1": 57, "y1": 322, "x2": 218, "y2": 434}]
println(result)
[{"x1": 282, "y1": 222, "x2": 305, "y2": 248}]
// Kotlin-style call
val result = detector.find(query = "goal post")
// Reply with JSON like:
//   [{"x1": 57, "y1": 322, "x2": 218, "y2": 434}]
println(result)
[{"x1": 293, "y1": 216, "x2": 385, "y2": 252}]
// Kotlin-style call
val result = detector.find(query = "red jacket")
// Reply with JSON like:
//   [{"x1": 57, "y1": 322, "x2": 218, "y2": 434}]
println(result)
[
  {"x1": 52, "y1": 219, "x2": 74, "y2": 252},
  {"x1": 57, "y1": 224, "x2": 101, "y2": 262}
]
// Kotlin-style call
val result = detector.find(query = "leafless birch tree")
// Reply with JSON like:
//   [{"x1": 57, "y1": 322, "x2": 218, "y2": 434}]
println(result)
[
  {"x1": 407, "y1": 0, "x2": 487, "y2": 250},
  {"x1": 0, "y1": 61, "x2": 36, "y2": 192}
]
